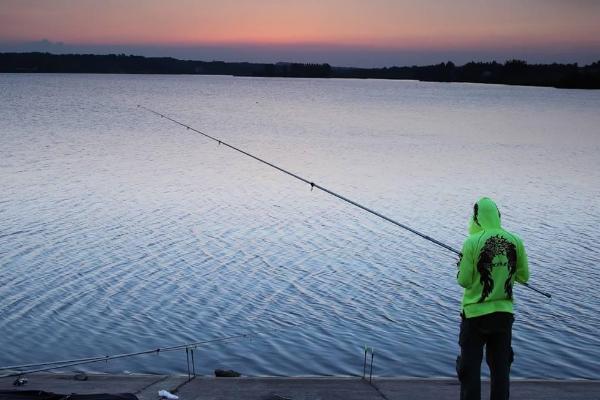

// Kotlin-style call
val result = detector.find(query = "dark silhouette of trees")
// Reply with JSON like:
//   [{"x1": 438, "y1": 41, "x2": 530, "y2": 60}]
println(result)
[{"x1": 0, "y1": 52, "x2": 598, "y2": 89}]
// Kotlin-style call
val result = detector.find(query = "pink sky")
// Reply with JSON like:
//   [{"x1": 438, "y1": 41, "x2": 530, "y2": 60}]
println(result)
[{"x1": 1, "y1": 0, "x2": 599, "y2": 66}]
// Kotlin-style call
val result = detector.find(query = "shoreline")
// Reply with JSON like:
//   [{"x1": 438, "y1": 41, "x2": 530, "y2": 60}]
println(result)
[
  {"x1": 2, "y1": 71, "x2": 598, "y2": 93},
  {"x1": 1, "y1": 52, "x2": 599, "y2": 89},
  {"x1": 1, "y1": 373, "x2": 599, "y2": 400}
]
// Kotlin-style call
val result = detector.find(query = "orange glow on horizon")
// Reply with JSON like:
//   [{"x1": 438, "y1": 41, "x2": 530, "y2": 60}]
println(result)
[{"x1": 1, "y1": 0, "x2": 599, "y2": 58}]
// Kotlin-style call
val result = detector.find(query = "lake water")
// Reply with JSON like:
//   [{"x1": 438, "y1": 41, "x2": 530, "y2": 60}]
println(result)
[{"x1": 1, "y1": 74, "x2": 599, "y2": 378}]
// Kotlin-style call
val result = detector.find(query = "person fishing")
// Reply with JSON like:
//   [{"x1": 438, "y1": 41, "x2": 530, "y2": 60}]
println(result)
[{"x1": 456, "y1": 197, "x2": 529, "y2": 400}]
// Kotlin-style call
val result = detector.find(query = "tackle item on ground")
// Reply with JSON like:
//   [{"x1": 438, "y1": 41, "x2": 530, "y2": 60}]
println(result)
[
  {"x1": 158, "y1": 389, "x2": 178, "y2": 399},
  {"x1": 214, "y1": 369, "x2": 241, "y2": 377}
]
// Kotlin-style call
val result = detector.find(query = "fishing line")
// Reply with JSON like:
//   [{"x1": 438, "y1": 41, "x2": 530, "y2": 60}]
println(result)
[
  {"x1": 0, "y1": 331, "x2": 270, "y2": 378},
  {"x1": 138, "y1": 105, "x2": 550, "y2": 299}
]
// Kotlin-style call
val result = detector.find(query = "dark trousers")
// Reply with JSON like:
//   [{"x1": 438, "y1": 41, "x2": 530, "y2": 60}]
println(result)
[{"x1": 457, "y1": 312, "x2": 514, "y2": 400}]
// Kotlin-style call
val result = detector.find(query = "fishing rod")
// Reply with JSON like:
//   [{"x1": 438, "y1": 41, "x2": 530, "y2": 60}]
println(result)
[
  {"x1": 137, "y1": 105, "x2": 551, "y2": 299},
  {"x1": 0, "y1": 331, "x2": 265, "y2": 378}
]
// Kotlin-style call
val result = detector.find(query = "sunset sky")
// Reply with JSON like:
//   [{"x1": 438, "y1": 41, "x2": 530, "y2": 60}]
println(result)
[{"x1": 1, "y1": 0, "x2": 599, "y2": 67}]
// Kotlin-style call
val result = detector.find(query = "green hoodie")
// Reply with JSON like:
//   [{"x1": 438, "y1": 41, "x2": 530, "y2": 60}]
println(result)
[{"x1": 457, "y1": 197, "x2": 529, "y2": 318}]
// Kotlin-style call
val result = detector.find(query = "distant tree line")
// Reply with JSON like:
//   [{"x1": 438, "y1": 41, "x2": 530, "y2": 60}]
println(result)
[
  {"x1": 339, "y1": 60, "x2": 600, "y2": 89},
  {"x1": 0, "y1": 52, "x2": 333, "y2": 78},
  {"x1": 1, "y1": 52, "x2": 599, "y2": 89}
]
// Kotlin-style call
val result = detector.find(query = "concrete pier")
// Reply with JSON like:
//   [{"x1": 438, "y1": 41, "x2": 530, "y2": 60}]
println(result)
[{"x1": 1, "y1": 373, "x2": 599, "y2": 400}]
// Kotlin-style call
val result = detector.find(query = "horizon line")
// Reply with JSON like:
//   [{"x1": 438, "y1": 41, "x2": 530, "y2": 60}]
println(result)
[
  {"x1": 2, "y1": 39, "x2": 598, "y2": 68},
  {"x1": 3, "y1": 50, "x2": 598, "y2": 70}
]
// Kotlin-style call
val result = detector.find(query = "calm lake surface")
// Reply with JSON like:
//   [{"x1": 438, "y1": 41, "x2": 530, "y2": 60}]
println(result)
[{"x1": 1, "y1": 74, "x2": 599, "y2": 378}]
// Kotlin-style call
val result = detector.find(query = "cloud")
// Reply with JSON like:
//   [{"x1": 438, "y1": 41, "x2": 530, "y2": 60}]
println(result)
[{"x1": 0, "y1": 39, "x2": 66, "y2": 52}]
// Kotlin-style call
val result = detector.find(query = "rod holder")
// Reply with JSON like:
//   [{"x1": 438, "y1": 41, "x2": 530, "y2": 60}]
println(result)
[
  {"x1": 191, "y1": 348, "x2": 196, "y2": 377},
  {"x1": 362, "y1": 346, "x2": 375, "y2": 382},
  {"x1": 185, "y1": 348, "x2": 191, "y2": 381}
]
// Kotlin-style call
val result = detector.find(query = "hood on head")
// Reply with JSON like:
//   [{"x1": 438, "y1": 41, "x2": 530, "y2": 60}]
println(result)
[{"x1": 468, "y1": 197, "x2": 501, "y2": 234}]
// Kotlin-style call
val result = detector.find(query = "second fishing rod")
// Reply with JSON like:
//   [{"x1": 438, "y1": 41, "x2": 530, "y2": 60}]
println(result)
[{"x1": 137, "y1": 105, "x2": 551, "y2": 299}]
